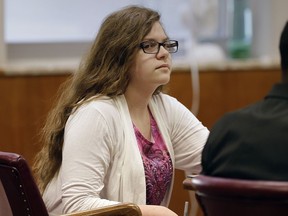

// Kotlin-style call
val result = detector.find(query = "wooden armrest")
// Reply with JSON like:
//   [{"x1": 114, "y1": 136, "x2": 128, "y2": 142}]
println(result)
[
  {"x1": 61, "y1": 203, "x2": 142, "y2": 216},
  {"x1": 183, "y1": 175, "x2": 198, "y2": 191}
]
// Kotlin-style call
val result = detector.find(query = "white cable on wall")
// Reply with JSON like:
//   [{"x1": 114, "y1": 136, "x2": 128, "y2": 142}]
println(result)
[{"x1": 189, "y1": 53, "x2": 200, "y2": 116}]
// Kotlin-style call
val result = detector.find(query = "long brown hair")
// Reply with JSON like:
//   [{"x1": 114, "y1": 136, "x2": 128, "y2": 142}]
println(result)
[{"x1": 33, "y1": 5, "x2": 162, "y2": 193}]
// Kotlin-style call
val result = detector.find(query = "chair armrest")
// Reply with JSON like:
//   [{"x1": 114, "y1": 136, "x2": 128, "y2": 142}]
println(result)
[
  {"x1": 61, "y1": 203, "x2": 142, "y2": 216},
  {"x1": 183, "y1": 175, "x2": 198, "y2": 191}
]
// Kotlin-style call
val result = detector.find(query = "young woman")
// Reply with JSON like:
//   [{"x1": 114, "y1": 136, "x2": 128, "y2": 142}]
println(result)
[{"x1": 33, "y1": 5, "x2": 209, "y2": 216}]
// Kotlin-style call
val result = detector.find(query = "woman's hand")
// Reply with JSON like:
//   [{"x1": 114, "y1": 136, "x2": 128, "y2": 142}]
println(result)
[{"x1": 138, "y1": 205, "x2": 178, "y2": 216}]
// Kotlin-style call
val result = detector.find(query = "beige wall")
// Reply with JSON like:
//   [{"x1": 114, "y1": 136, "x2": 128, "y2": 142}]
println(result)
[
  {"x1": 0, "y1": 0, "x2": 6, "y2": 65},
  {"x1": 0, "y1": 1, "x2": 287, "y2": 67},
  {"x1": 250, "y1": 0, "x2": 288, "y2": 59},
  {"x1": 270, "y1": 0, "x2": 288, "y2": 57}
]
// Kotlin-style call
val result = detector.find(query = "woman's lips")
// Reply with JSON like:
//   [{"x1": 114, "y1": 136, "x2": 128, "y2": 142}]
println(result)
[{"x1": 156, "y1": 64, "x2": 170, "y2": 69}]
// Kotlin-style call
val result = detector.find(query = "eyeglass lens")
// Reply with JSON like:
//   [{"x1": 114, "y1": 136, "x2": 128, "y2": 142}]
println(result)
[{"x1": 140, "y1": 40, "x2": 178, "y2": 54}]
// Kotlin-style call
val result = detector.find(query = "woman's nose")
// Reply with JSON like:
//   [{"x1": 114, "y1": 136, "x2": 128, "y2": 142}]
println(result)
[{"x1": 156, "y1": 45, "x2": 169, "y2": 58}]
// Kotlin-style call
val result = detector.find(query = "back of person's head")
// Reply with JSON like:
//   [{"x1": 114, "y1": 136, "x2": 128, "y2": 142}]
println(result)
[{"x1": 280, "y1": 21, "x2": 288, "y2": 81}]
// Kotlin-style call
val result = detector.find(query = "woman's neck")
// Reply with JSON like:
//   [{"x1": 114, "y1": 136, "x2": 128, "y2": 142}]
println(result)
[{"x1": 124, "y1": 88, "x2": 153, "y2": 140}]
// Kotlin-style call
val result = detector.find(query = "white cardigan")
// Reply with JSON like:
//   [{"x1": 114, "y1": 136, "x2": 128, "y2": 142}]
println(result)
[{"x1": 43, "y1": 93, "x2": 209, "y2": 215}]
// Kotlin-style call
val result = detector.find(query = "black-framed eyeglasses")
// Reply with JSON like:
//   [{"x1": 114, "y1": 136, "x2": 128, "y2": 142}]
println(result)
[{"x1": 139, "y1": 40, "x2": 178, "y2": 54}]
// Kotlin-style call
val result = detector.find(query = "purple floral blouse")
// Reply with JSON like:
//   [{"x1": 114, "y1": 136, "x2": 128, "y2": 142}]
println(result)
[{"x1": 133, "y1": 112, "x2": 173, "y2": 205}]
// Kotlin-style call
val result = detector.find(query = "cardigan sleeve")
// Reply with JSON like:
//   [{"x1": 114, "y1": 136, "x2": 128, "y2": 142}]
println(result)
[
  {"x1": 154, "y1": 94, "x2": 210, "y2": 174},
  {"x1": 60, "y1": 103, "x2": 119, "y2": 213}
]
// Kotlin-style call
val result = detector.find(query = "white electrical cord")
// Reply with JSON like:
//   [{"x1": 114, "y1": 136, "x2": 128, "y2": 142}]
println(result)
[
  {"x1": 189, "y1": 51, "x2": 200, "y2": 116},
  {"x1": 183, "y1": 49, "x2": 201, "y2": 216}
]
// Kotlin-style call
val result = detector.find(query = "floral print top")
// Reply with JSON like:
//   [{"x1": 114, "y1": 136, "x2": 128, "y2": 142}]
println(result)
[{"x1": 133, "y1": 112, "x2": 173, "y2": 205}]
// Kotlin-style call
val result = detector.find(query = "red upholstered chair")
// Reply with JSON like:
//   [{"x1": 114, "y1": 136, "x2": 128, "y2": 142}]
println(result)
[
  {"x1": 183, "y1": 174, "x2": 288, "y2": 216},
  {"x1": 0, "y1": 151, "x2": 142, "y2": 216},
  {"x1": 0, "y1": 151, "x2": 49, "y2": 216}
]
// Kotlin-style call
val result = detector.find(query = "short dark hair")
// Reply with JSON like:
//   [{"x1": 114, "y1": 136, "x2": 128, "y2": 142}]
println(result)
[{"x1": 279, "y1": 21, "x2": 288, "y2": 72}]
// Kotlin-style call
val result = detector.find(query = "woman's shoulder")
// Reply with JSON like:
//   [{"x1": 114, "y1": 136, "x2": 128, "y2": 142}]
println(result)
[
  {"x1": 87, "y1": 96, "x2": 117, "y2": 109},
  {"x1": 152, "y1": 92, "x2": 178, "y2": 103},
  {"x1": 73, "y1": 96, "x2": 121, "y2": 123},
  {"x1": 152, "y1": 92, "x2": 183, "y2": 110}
]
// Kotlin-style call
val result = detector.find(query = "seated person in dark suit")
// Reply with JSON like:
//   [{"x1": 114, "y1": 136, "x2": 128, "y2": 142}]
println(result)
[{"x1": 201, "y1": 21, "x2": 288, "y2": 181}]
